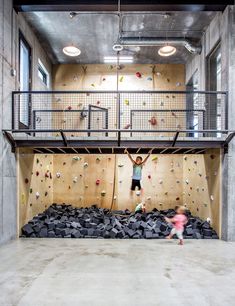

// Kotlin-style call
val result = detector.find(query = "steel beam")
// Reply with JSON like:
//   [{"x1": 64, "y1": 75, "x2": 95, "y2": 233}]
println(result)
[
  {"x1": 172, "y1": 131, "x2": 180, "y2": 147},
  {"x1": 13, "y1": 0, "x2": 230, "y2": 12},
  {"x1": 3, "y1": 131, "x2": 16, "y2": 153},
  {"x1": 60, "y1": 130, "x2": 68, "y2": 147}
]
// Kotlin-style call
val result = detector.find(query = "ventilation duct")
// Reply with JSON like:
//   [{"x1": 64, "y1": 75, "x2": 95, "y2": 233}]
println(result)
[{"x1": 113, "y1": 37, "x2": 201, "y2": 54}]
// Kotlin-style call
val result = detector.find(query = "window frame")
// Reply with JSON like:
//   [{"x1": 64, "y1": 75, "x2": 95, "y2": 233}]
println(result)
[
  {"x1": 38, "y1": 59, "x2": 50, "y2": 88},
  {"x1": 19, "y1": 31, "x2": 32, "y2": 129}
]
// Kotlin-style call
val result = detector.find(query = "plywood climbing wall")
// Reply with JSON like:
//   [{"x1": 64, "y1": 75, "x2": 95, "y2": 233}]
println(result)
[
  {"x1": 116, "y1": 154, "x2": 183, "y2": 211},
  {"x1": 51, "y1": 64, "x2": 185, "y2": 137},
  {"x1": 53, "y1": 155, "x2": 115, "y2": 208},
  {"x1": 182, "y1": 150, "x2": 221, "y2": 236},
  {"x1": 18, "y1": 153, "x2": 53, "y2": 231},
  {"x1": 52, "y1": 64, "x2": 185, "y2": 91},
  {"x1": 18, "y1": 150, "x2": 222, "y2": 236}
]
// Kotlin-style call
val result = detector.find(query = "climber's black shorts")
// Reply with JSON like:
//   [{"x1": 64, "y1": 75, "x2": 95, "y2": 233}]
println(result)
[{"x1": 131, "y1": 179, "x2": 141, "y2": 191}]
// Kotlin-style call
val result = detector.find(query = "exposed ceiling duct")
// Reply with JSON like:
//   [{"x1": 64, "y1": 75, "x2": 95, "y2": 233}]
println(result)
[{"x1": 113, "y1": 37, "x2": 202, "y2": 54}]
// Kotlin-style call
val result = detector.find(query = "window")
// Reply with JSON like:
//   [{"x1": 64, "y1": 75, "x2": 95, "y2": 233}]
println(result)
[
  {"x1": 186, "y1": 70, "x2": 200, "y2": 138},
  {"x1": 19, "y1": 32, "x2": 31, "y2": 128},
  {"x1": 38, "y1": 59, "x2": 49, "y2": 87},
  {"x1": 207, "y1": 43, "x2": 222, "y2": 136}
]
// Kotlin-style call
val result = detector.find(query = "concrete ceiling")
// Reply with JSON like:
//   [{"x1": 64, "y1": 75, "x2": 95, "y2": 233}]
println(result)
[{"x1": 23, "y1": 11, "x2": 217, "y2": 64}]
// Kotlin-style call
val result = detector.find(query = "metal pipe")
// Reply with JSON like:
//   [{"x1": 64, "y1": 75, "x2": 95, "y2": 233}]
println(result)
[{"x1": 114, "y1": 37, "x2": 202, "y2": 54}]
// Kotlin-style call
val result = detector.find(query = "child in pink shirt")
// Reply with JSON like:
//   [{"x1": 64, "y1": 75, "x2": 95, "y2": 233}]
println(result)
[{"x1": 165, "y1": 206, "x2": 188, "y2": 245}]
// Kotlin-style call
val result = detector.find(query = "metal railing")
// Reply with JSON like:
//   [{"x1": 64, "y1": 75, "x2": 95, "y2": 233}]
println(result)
[{"x1": 11, "y1": 90, "x2": 228, "y2": 139}]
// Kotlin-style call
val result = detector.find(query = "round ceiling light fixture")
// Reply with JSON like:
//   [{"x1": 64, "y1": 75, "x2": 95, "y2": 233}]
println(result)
[
  {"x1": 158, "y1": 45, "x2": 176, "y2": 57},
  {"x1": 113, "y1": 44, "x2": 124, "y2": 52},
  {"x1": 63, "y1": 46, "x2": 81, "y2": 57}
]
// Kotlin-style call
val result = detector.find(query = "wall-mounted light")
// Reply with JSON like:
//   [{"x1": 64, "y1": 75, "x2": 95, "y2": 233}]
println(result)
[
  {"x1": 104, "y1": 56, "x2": 133, "y2": 63},
  {"x1": 63, "y1": 46, "x2": 81, "y2": 57},
  {"x1": 158, "y1": 45, "x2": 176, "y2": 57}
]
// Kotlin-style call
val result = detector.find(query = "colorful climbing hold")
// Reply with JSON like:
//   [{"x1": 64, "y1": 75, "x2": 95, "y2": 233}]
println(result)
[
  {"x1": 56, "y1": 172, "x2": 61, "y2": 178},
  {"x1": 136, "y1": 72, "x2": 142, "y2": 78},
  {"x1": 101, "y1": 190, "x2": 106, "y2": 196},
  {"x1": 96, "y1": 179, "x2": 101, "y2": 185},
  {"x1": 148, "y1": 116, "x2": 157, "y2": 126},
  {"x1": 73, "y1": 177, "x2": 78, "y2": 183},
  {"x1": 148, "y1": 174, "x2": 151, "y2": 179},
  {"x1": 30, "y1": 188, "x2": 33, "y2": 194},
  {"x1": 124, "y1": 124, "x2": 131, "y2": 129},
  {"x1": 35, "y1": 192, "x2": 40, "y2": 199},
  {"x1": 36, "y1": 171, "x2": 39, "y2": 176},
  {"x1": 147, "y1": 77, "x2": 152, "y2": 81},
  {"x1": 152, "y1": 156, "x2": 158, "y2": 161},
  {"x1": 119, "y1": 76, "x2": 124, "y2": 82},
  {"x1": 84, "y1": 162, "x2": 88, "y2": 168},
  {"x1": 124, "y1": 99, "x2": 129, "y2": 105}
]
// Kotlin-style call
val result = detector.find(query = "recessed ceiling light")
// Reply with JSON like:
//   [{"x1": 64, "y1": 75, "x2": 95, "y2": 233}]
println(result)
[
  {"x1": 104, "y1": 56, "x2": 133, "y2": 63},
  {"x1": 158, "y1": 45, "x2": 176, "y2": 57},
  {"x1": 63, "y1": 46, "x2": 81, "y2": 57}
]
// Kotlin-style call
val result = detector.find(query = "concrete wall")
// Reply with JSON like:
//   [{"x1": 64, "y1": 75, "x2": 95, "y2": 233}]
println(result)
[
  {"x1": 0, "y1": 0, "x2": 52, "y2": 245},
  {"x1": 186, "y1": 6, "x2": 235, "y2": 241}
]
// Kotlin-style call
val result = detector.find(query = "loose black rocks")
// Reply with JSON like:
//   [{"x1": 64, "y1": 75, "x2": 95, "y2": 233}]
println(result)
[{"x1": 20, "y1": 204, "x2": 219, "y2": 239}]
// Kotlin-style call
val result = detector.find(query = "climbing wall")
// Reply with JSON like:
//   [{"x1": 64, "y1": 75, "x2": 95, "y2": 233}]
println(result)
[
  {"x1": 51, "y1": 64, "x2": 185, "y2": 137},
  {"x1": 182, "y1": 150, "x2": 221, "y2": 236},
  {"x1": 18, "y1": 150, "x2": 221, "y2": 236},
  {"x1": 52, "y1": 64, "x2": 185, "y2": 91},
  {"x1": 116, "y1": 154, "x2": 183, "y2": 211},
  {"x1": 53, "y1": 155, "x2": 115, "y2": 208},
  {"x1": 18, "y1": 153, "x2": 53, "y2": 232}
]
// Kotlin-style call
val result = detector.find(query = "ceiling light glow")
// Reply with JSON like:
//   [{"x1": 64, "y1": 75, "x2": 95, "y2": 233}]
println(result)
[
  {"x1": 104, "y1": 56, "x2": 133, "y2": 63},
  {"x1": 63, "y1": 46, "x2": 81, "y2": 57},
  {"x1": 158, "y1": 45, "x2": 176, "y2": 57}
]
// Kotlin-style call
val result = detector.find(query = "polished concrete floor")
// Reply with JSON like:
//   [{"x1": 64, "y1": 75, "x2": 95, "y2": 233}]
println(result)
[{"x1": 0, "y1": 239, "x2": 235, "y2": 306}]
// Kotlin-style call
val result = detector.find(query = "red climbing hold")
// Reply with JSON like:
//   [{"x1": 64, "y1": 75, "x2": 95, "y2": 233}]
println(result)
[
  {"x1": 96, "y1": 179, "x2": 101, "y2": 185},
  {"x1": 136, "y1": 72, "x2": 142, "y2": 78},
  {"x1": 124, "y1": 124, "x2": 131, "y2": 129},
  {"x1": 67, "y1": 106, "x2": 72, "y2": 110},
  {"x1": 148, "y1": 175, "x2": 151, "y2": 179},
  {"x1": 148, "y1": 116, "x2": 157, "y2": 126},
  {"x1": 36, "y1": 171, "x2": 39, "y2": 176}
]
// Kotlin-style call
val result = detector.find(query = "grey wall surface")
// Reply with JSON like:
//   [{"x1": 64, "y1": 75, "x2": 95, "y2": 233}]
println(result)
[
  {"x1": 0, "y1": 0, "x2": 52, "y2": 245},
  {"x1": 186, "y1": 6, "x2": 235, "y2": 241}
]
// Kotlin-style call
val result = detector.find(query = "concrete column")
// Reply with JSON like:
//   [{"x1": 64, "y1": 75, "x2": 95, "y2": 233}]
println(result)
[{"x1": 221, "y1": 6, "x2": 235, "y2": 241}]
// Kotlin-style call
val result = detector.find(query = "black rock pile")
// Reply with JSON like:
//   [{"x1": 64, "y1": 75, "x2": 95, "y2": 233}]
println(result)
[{"x1": 21, "y1": 204, "x2": 219, "y2": 239}]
